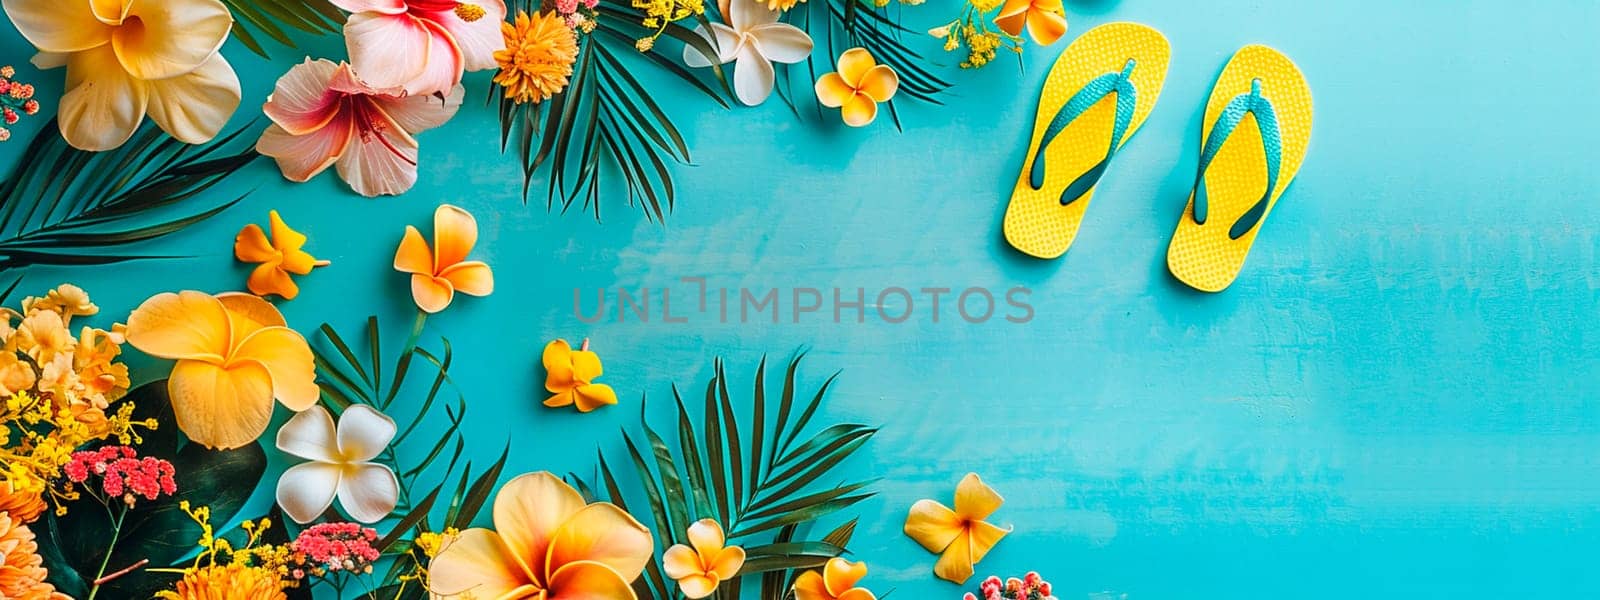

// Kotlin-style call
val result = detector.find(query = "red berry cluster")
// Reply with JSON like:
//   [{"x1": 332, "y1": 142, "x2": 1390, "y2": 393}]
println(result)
[
  {"x1": 0, "y1": 65, "x2": 41, "y2": 141},
  {"x1": 63, "y1": 445, "x2": 178, "y2": 507},
  {"x1": 289, "y1": 522, "x2": 382, "y2": 579},
  {"x1": 962, "y1": 572, "x2": 1055, "y2": 600}
]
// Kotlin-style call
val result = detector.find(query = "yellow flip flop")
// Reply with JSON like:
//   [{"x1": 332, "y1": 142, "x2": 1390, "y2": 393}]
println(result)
[
  {"x1": 1166, "y1": 45, "x2": 1313, "y2": 291},
  {"x1": 1003, "y1": 23, "x2": 1171, "y2": 259}
]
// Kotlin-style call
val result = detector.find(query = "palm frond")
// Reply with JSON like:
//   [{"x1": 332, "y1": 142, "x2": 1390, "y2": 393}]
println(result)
[
  {"x1": 580, "y1": 354, "x2": 877, "y2": 600},
  {"x1": 220, "y1": 0, "x2": 344, "y2": 59},
  {"x1": 0, "y1": 121, "x2": 258, "y2": 272}
]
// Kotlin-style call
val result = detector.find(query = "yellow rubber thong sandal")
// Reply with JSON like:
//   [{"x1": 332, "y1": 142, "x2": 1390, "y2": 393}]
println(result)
[
  {"x1": 1166, "y1": 45, "x2": 1313, "y2": 291},
  {"x1": 1003, "y1": 23, "x2": 1171, "y2": 259}
]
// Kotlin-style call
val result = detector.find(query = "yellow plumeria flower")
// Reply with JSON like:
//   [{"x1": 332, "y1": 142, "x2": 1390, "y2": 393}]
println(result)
[
  {"x1": 663, "y1": 519, "x2": 746, "y2": 598},
  {"x1": 794, "y1": 557, "x2": 875, "y2": 600},
  {"x1": 542, "y1": 338, "x2": 618, "y2": 412},
  {"x1": 902, "y1": 473, "x2": 1011, "y2": 584},
  {"x1": 814, "y1": 48, "x2": 899, "y2": 127},
  {"x1": 234, "y1": 210, "x2": 330, "y2": 300}
]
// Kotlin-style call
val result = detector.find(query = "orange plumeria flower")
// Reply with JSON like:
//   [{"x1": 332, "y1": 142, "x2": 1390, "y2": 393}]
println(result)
[
  {"x1": 814, "y1": 48, "x2": 899, "y2": 127},
  {"x1": 234, "y1": 210, "x2": 330, "y2": 300},
  {"x1": 542, "y1": 338, "x2": 618, "y2": 412},
  {"x1": 903, "y1": 473, "x2": 1011, "y2": 584},
  {"x1": 663, "y1": 519, "x2": 746, "y2": 599},
  {"x1": 995, "y1": 0, "x2": 1068, "y2": 46},
  {"x1": 794, "y1": 558, "x2": 876, "y2": 600},
  {"x1": 125, "y1": 291, "x2": 319, "y2": 450},
  {"x1": 393, "y1": 204, "x2": 494, "y2": 313}
]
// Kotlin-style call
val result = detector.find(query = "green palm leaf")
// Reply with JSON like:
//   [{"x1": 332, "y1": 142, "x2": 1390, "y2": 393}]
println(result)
[
  {"x1": 581, "y1": 353, "x2": 877, "y2": 600},
  {"x1": 220, "y1": 0, "x2": 344, "y2": 59},
  {"x1": 0, "y1": 121, "x2": 258, "y2": 272}
]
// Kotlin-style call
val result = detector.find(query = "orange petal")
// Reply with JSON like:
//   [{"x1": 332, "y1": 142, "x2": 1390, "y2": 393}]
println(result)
[
  {"x1": 544, "y1": 391, "x2": 577, "y2": 408},
  {"x1": 822, "y1": 558, "x2": 867, "y2": 596},
  {"x1": 168, "y1": 359, "x2": 274, "y2": 450},
  {"x1": 574, "y1": 384, "x2": 618, "y2": 413},
  {"x1": 440, "y1": 261, "x2": 493, "y2": 297},
  {"x1": 686, "y1": 519, "x2": 726, "y2": 560},
  {"x1": 932, "y1": 533, "x2": 975, "y2": 584},
  {"x1": 427, "y1": 528, "x2": 539, "y2": 598},
  {"x1": 1026, "y1": 10, "x2": 1068, "y2": 46},
  {"x1": 492, "y1": 472, "x2": 586, "y2": 580},
  {"x1": 247, "y1": 264, "x2": 299, "y2": 300},
  {"x1": 411, "y1": 274, "x2": 455, "y2": 314},
  {"x1": 269, "y1": 210, "x2": 320, "y2": 274},
  {"x1": 813, "y1": 73, "x2": 853, "y2": 108},
  {"x1": 903, "y1": 499, "x2": 962, "y2": 553},
  {"x1": 838, "y1": 589, "x2": 877, "y2": 600},
  {"x1": 953, "y1": 473, "x2": 1003, "y2": 520},
  {"x1": 217, "y1": 292, "x2": 289, "y2": 341},
  {"x1": 570, "y1": 349, "x2": 603, "y2": 382},
  {"x1": 835, "y1": 48, "x2": 876, "y2": 89},
  {"x1": 966, "y1": 519, "x2": 1009, "y2": 566},
  {"x1": 126, "y1": 291, "x2": 230, "y2": 361},
  {"x1": 661, "y1": 544, "x2": 701, "y2": 580},
  {"x1": 856, "y1": 65, "x2": 899, "y2": 104},
  {"x1": 393, "y1": 225, "x2": 433, "y2": 275},
  {"x1": 234, "y1": 223, "x2": 277, "y2": 263},
  {"x1": 433, "y1": 203, "x2": 479, "y2": 269},
  {"x1": 676, "y1": 574, "x2": 718, "y2": 599},
  {"x1": 708, "y1": 545, "x2": 745, "y2": 580},
  {"x1": 546, "y1": 503, "x2": 654, "y2": 581},
  {"x1": 840, "y1": 93, "x2": 879, "y2": 127},
  {"x1": 993, "y1": 0, "x2": 1030, "y2": 36},
  {"x1": 545, "y1": 560, "x2": 638, "y2": 600},
  {"x1": 231, "y1": 326, "x2": 319, "y2": 411},
  {"x1": 543, "y1": 339, "x2": 577, "y2": 392},
  {"x1": 792, "y1": 570, "x2": 829, "y2": 600}
]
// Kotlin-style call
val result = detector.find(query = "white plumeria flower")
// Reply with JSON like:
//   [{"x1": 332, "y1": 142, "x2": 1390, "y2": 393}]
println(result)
[
  {"x1": 274, "y1": 404, "x2": 399, "y2": 524},
  {"x1": 684, "y1": 0, "x2": 813, "y2": 106}
]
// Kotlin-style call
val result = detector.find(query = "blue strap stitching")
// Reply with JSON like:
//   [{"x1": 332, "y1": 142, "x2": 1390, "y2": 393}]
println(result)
[
  {"x1": 1191, "y1": 79, "x2": 1286, "y2": 239},
  {"x1": 1028, "y1": 59, "x2": 1139, "y2": 206}
]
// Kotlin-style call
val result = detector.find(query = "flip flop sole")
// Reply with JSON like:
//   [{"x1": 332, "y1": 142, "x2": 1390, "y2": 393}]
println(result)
[
  {"x1": 1167, "y1": 45, "x2": 1313, "y2": 291},
  {"x1": 1004, "y1": 22, "x2": 1171, "y2": 259}
]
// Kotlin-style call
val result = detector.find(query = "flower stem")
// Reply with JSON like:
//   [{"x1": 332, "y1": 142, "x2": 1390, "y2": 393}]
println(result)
[
  {"x1": 86, "y1": 506, "x2": 128, "y2": 600},
  {"x1": 93, "y1": 558, "x2": 149, "y2": 586}
]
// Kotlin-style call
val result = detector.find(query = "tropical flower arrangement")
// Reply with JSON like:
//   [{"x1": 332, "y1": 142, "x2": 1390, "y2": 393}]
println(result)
[{"x1": 0, "y1": 0, "x2": 1089, "y2": 598}]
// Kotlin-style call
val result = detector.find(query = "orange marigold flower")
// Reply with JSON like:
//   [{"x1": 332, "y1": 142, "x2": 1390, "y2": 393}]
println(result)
[
  {"x1": 0, "y1": 480, "x2": 46, "y2": 524},
  {"x1": 493, "y1": 11, "x2": 579, "y2": 104},
  {"x1": 0, "y1": 512, "x2": 66, "y2": 599},
  {"x1": 155, "y1": 563, "x2": 288, "y2": 600}
]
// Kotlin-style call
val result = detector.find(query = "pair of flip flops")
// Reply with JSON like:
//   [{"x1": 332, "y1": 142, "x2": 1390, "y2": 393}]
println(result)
[{"x1": 1002, "y1": 23, "x2": 1313, "y2": 292}]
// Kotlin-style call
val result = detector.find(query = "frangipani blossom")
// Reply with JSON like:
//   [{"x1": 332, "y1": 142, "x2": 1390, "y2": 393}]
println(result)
[
  {"x1": 125, "y1": 292, "x2": 319, "y2": 450},
  {"x1": 257, "y1": 59, "x2": 463, "y2": 198},
  {"x1": 903, "y1": 473, "x2": 1011, "y2": 584},
  {"x1": 814, "y1": 48, "x2": 899, "y2": 127},
  {"x1": 684, "y1": 0, "x2": 812, "y2": 106},
  {"x1": 994, "y1": 0, "x2": 1067, "y2": 46},
  {"x1": 3, "y1": 0, "x2": 242, "y2": 151},
  {"x1": 794, "y1": 558, "x2": 876, "y2": 600},
  {"x1": 332, "y1": 0, "x2": 509, "y2": 97},
  {"x1": 664, "y1": 519, "x2": 746, "y2": 599},
  {"x1": 234, "y1": 210, "x2": 331, "y2": 300},
  {"x1": 394, "y1": 204, "x2": 494, "y2": 313},
  {"x1": 275, "y1": 405, "x2": 399, "y2": 524},
  {"x1": 542, "y1": 339, "x2": 617, "y2": 412},
  {"x1": 429, "y1": 471, "x2": 653, "y2": 599}
]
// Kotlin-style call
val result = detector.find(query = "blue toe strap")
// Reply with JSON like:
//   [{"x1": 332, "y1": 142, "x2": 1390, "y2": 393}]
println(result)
[
  {"x1": 1190, "y1": 79, "x2": 1285, "y2": 239},
  {"x1": 1028, "y1": 59, "x2": 1139, "y2": 206}
]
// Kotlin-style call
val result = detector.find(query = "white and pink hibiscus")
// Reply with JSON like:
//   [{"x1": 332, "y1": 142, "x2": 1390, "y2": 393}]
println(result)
[
  {"x1": 256, "y1": 59, "x2": 463, "y2": 197},
  {"x1": 331, "y1": 0, "x2": 507, "y2": 97}
]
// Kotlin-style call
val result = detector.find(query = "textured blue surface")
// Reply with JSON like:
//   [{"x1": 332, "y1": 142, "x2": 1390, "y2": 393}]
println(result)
[{"x1": 5, "y1": 0, "x2": 1600, "y2": 597}]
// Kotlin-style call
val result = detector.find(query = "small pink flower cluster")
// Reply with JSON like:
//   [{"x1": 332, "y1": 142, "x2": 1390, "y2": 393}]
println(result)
[
  {"x1": 551, "y1": 0, "x2": 601, "y2": 31},
  {"x1": 63, "y1": 445, "x2": 178, "y2": 507},
  {"x1": 0, "y1": 65, "x2": 41, "y2": 141},
  {"x1": 962, "y1": 572, "x2": 1056, "y2": 600},
  {"x1": 289, "y1": 522, "x2": 381, "y2": 579}
]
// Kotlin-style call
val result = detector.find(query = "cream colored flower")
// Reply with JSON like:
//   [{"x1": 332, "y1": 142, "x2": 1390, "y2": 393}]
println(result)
[
  {"x1": 684, "y1": 0, "x2": 813, "y2": 106},
  {"x1": 274, "y1": 405, "x2": 399, "y2": 524}
]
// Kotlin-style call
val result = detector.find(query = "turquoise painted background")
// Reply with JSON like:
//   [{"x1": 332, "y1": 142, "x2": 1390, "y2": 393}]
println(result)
[{"x1": 5, "y1": 0, "x2": 1600, "y2": 597}]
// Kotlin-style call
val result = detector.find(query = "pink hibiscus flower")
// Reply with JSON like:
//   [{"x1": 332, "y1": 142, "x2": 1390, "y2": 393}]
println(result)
[
  {"x1": 256, "y1": 59, "x2": 462, "y2": 197},
  {"x1": 332, "y1": 0, "x2": 508, "y2": 97}
]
